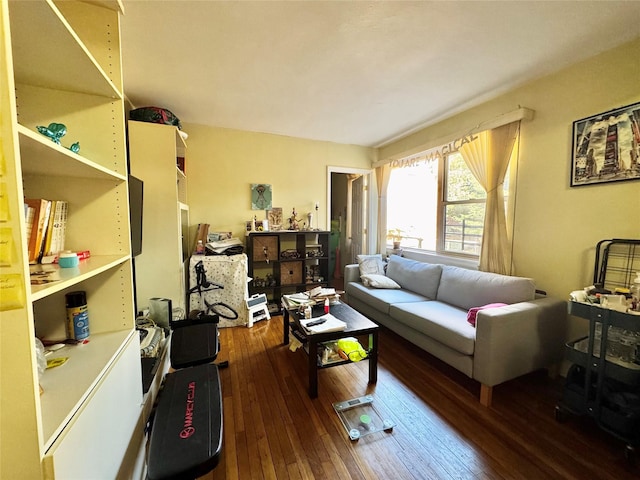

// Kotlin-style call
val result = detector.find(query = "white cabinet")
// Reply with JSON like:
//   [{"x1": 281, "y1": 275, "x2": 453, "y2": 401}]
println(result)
[
  {"x1": 0, "y1": 1, "x2": 140, "y2": 478},
  {"x1": 128, "y1": 120, "x2": 189, "y2": 312}
]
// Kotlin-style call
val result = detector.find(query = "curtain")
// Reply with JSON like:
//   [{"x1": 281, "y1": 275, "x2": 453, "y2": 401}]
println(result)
[
  {"x1": 459, "y1": 121, "x2": 520, "y2": 274},
  {"x1": 375, "y1": 164, "x2": 391, "y2": 254}
]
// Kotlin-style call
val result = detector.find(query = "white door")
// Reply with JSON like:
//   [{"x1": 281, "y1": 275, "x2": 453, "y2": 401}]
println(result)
[{"x1": 349, "y1": 175, "x2": 365, "y2": 264}]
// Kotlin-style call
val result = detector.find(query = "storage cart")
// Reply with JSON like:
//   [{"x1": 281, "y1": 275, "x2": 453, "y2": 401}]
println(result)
[{"x1": 556, "y1": 239, "x2": 640, "y2": 463}]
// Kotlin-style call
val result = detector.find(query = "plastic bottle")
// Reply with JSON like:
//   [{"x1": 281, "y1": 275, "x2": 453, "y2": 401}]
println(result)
[
  {"x1": 324, "y1": 298, "x2": 330, "y2": 314},
  {"x1": 196, "y1": 240, "x2": 204, "y2": 254}
]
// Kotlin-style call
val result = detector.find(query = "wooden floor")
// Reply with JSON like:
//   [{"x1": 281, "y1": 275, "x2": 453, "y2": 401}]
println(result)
[{"x1": 199, "y1": 316, "x2": 638, "y2": 480}]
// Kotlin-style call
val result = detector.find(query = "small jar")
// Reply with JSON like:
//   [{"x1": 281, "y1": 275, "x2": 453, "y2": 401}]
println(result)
[{"x1": 58, "y1": 251, "x2": 79, "y2": 268}]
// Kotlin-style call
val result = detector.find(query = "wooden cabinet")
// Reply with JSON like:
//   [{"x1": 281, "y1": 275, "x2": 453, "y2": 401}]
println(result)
[
  {"x1": 0, "y1": 1, "x2": 140, "y2": 478},
  {"x1": 247, "y1": 231, "x2": 331, "y2": 310},
  {"x1": 128, "y1": 120, "x2": 189, "y2": 312}
]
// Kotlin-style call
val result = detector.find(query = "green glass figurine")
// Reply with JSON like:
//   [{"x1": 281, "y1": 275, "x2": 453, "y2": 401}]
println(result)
[{"x1": 36, "y1": 122, "x2": 67, "y2": 144}]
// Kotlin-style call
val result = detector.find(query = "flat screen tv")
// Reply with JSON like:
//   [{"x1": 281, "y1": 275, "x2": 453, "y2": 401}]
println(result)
[{"x1": 128, "y1": 175, "x2": 144, "y2": 257}]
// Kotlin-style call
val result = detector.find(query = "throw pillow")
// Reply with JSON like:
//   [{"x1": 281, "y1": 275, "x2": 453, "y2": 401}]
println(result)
[
  {"x1": 386, "y1": 255, "x2": 442, "y2": 299},
  {"x1": 361, "y1": 274, "x2": 401, "y2": 289},
  {"x1": 357, "y1": 254, "x2": 385, "y2": 276},
  {"x1": 467, "y1": 303, "x2": 508, "y2": 327}
]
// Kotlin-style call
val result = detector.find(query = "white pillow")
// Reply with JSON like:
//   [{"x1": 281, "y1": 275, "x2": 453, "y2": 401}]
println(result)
[
  {"x1": 357, "y1": 254, "x2": 385, "y2": 276},
  {"x1": 361, "y1": 274, "x2": 401, "y2": 289}
]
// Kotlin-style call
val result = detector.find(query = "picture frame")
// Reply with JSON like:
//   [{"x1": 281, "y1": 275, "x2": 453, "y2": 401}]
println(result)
[
  {"x1": 571, "y1": 102, "x2": 640, "y2": 187},
  {"x1": 251, "y1": 183, "x2": 272, "y2": 210},
  {"x1": 267, "y1": 207, "x2": 283, "y2": 231}
]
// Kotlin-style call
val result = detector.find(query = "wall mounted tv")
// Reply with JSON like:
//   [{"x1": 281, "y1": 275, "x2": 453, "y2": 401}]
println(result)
[{"x1": 128, "y1": 175, "x2": 144, "y2": 257}]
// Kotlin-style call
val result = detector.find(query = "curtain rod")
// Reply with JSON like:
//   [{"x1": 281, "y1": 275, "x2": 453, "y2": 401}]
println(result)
[{"x1": 373, "y1": 107, "x2": 534, "y2": 168}]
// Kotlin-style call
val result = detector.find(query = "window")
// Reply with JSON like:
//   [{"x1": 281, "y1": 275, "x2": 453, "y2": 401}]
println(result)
[
  {"x1": 386, "y1": 136, "x2": 512, "y2": 258},
  {"x1": 442, "y1": 152, "x2": 486, "y2": 255},
  {"x1": 386, "y1": 159, "x2": 438, "y2": 250}
]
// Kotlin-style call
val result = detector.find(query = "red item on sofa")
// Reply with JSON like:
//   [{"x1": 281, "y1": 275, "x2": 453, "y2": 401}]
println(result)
[{"x1": 467, "y1": 303, "x2": 508, "y2": 327}]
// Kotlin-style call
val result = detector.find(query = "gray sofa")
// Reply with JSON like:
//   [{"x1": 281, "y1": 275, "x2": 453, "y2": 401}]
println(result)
[{"x1": 344, "y1": 255, "x2": 567, "y2": 406}]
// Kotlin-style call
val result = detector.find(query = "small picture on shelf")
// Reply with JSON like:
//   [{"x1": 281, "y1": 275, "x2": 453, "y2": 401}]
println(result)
[{"x1": 268, "y1": 207, "x2": 283, "y2": 231}]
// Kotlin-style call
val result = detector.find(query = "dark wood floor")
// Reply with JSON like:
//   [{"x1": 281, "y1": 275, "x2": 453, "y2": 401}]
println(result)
[{"x1": 200, "y1": 315, "x2": 638, "y2": 480}]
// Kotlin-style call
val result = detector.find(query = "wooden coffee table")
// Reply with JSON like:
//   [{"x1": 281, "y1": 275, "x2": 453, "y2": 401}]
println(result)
[{"x1": 281, "y1": 299, "x2": 379, "y2": 398}]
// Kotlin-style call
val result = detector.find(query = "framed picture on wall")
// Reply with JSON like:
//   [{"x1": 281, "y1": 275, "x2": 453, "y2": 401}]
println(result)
[
  {"x1": 251, "y1": 184, "x2": 272, "y2": 210},
  {"x1": 571, "y1": 101, "x2": 640, "y2": 187}
]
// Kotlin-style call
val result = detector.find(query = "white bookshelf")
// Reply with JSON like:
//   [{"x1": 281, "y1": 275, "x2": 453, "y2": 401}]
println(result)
[
  {"x1": 0, "y1": 1, "x2": 140, "y2": 478},
  {"x1": 128, "y1": 120, "x2": 189, "y2": 312}
]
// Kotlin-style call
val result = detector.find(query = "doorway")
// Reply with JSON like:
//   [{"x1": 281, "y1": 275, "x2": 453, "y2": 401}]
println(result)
[{"x1": 327, "y1": 167, "x2": 374, "y2": 287}]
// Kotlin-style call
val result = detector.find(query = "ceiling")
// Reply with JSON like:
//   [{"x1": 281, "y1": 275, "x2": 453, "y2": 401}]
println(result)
[{"x1": 120, "y1": 1, "x2": 640, "y2": 148}]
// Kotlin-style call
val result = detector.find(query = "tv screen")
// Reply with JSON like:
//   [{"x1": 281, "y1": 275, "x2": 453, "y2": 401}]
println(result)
[{"x1": 128, "y1": 175, "x2": 144, "y2": 257}]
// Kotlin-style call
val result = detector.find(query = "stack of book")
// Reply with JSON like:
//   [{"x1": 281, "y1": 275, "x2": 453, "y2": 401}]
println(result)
[
  {"x1": 24, "y1": 198, "x2": 68, "y2": 264},
  {"x1": 300, "y1": 313, "x2": 347, "y2": 334}
]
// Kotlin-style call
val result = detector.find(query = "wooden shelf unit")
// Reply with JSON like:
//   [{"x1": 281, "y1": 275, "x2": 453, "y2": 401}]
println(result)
[{"x1": 247, "y1": 231, "x2": 331, "y2": 309}]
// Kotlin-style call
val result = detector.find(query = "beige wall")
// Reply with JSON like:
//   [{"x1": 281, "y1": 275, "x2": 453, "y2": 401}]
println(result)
[
  {"x1": 184, "y1": 38, "x2": 639, "y2": 340},
  {"x1": 184, "y1": 124, "x2": 374, "y2": 239},
  {"x1": 379, "y1": 37, "x2": 640, "y2": 339}
]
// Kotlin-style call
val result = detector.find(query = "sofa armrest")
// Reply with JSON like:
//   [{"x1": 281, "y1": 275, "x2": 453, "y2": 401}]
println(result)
[
  {"x1": 473, "y1": 296, "x2": 567, "y2": 387},
  {"x1": 343, "y1": 264, "x2": 361, "y2": 303},
  {"x1": 344, "y1": 264, "x2": 361, "y2": 284}
]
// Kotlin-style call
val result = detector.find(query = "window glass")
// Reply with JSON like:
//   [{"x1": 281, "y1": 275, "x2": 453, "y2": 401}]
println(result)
[
  {"x1": 443, "y1": 152, "x2": 485, "y2": 255},
  {"x1": 386, "y1": 160, "x2": 437, "y2": 250}
]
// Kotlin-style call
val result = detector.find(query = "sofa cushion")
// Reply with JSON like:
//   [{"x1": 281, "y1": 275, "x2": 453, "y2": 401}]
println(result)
[
  {"x1": 357, "y1": 254, "x2": 385, "y2": 276},
  {"x1": 390, "y1": 301, "x2": 476, "y2": 355},
  {"x1": 361, "y1": 274, "x2": 401, "y2": 289},
  {"x1": 346, "y1": 281, "x2": 428, "y2": 315},
  {"x1": 436, "y1": 265, "x2": 535, "y2": 310},
  {"x1": 386, "y1": 255, "x2": 442, "y2": 299}
]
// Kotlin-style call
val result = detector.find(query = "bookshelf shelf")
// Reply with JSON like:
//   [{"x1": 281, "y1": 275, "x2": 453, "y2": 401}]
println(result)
[
  {"x1": 30, "y1": 255, "x2": 129, "y2": 301},
  {"x1": 18, "y1": 125, "x2": 125, "y2": 180}
]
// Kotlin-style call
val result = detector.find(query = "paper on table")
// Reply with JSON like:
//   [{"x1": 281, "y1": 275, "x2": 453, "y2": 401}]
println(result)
[{"x1": 300, "y1": 313, "x2": 346, "y2": 334}]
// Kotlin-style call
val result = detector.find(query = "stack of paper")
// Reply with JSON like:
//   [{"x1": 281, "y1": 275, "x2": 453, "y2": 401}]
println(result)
[
  {"x1": 283, "y1": 292, "x2": 315, "y2": 306},
  {"x1": 300, "y1": 314, "x2": 347, "y2": 334}
]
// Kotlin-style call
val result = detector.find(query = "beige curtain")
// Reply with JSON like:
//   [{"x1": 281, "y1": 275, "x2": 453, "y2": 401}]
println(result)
[
  {"x1": 375, "y1": 164, "x2": 391, "y2": 254},
  {"x1": 459, "y1": 122, "x2": 520, "y2": 274}
]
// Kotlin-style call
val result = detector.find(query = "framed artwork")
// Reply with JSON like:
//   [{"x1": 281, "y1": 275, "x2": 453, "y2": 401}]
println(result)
[
  {"x1": 268, "y1": 207, "x2": 283, "y2": 231},
  {"x1": 251, "y1": 184, "x2": 272, "y2": 210},
  {"x1": 571, "y1": 102, "x2": 640, "y2": 187}
]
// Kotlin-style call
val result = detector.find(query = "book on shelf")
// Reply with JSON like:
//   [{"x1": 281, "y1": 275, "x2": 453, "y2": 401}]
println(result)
[
  {"x1": 24, "y1": 198, "x2": 50, "y2": 264},
  {"x1": 25, "y1": 198, "x2": 69, "y2": 264},
  {"x1": 40, "y1": 199, "x2": 57, "y2": 260},
  {"x1": 300, "y1": 313, "x2": 346, "y2": 334},
  {"x1": 48, "y1": 200, "x2": 68, "y2": 256},
  {"x1": 24, "y1": 204, "x2": 35, "y2": 246}
]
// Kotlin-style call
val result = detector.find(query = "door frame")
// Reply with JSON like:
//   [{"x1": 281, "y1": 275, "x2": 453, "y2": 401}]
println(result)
[{"x1": 326, "y1": 166, "x2": 375, "y2": 255}]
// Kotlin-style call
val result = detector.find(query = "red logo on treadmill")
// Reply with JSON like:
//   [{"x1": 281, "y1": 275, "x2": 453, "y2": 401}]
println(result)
[{"x1": 180, "y1": 381, "x2": 196, "y2": 438}]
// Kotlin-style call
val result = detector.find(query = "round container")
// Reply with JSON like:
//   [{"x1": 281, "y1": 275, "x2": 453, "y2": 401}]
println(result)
[
  {"x1": 59, "y1": 251, "x2": 79, "y2": 268},
  {"x1": 66, "y1": 291, "x2": 90, "y2": 341}
]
